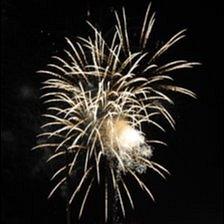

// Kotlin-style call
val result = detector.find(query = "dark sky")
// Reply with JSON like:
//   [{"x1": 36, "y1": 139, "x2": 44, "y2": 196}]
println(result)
[{"x1": 1, "y1": 0, "x2": 223, "y2": 224}]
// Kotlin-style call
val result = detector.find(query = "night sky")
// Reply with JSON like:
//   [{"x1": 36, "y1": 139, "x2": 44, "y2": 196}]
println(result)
[{"x1": 1, "y1": 0, "x2": 223, "y2": 224}]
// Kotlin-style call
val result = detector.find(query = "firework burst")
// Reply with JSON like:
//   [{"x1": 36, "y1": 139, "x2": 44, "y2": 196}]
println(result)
[{"x1": 34, "y1": 3, "x2": 199, "y2": 222}]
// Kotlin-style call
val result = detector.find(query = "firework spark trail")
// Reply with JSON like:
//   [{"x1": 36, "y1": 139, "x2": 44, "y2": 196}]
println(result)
[{"x1": 34, "y1": 3, "x2": 199, "y2": 222}]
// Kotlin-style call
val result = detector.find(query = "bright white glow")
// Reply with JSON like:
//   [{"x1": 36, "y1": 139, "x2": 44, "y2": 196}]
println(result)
[
  {"x1": 108, "y1": 119, "x2": 145, "y2": 152},
  {"x1": 106, "y1": 118, "x2": 152, "y2": 172},
  {"x1": 117, "y1": 124, "x2": 144, "y2": 151}
]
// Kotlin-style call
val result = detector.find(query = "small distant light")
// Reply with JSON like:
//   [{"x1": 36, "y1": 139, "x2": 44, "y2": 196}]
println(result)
[{"x1": 19, "y1": 85, "x2": 35, "y2": 99}]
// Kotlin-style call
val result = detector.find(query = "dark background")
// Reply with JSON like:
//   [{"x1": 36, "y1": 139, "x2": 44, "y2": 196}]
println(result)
[{"x1": 1, "y1": 0, "x2": 223, "y2": 223}]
